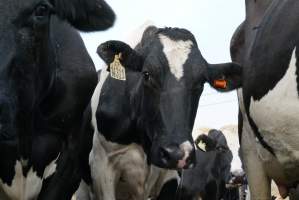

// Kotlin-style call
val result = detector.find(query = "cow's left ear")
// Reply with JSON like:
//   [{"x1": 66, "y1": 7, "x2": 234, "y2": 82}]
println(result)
[
  {"x1": 205, "y1": 62, "x2": 242, "y2": 92},
  {"x1": 51, "y1": 0, "x2": 115, "y2": 31},
  {"x1": 97, "y1": 40, "x2": 143, "y2": 72}
]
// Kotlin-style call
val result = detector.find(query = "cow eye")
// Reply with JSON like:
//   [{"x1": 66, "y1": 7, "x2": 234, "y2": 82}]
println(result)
[
  {"x1": 34, "y1": 4, "x2": 50, "y2": 18},
  {"x1": 143, "y1": 71, "x2": 151, "y2": 81}
]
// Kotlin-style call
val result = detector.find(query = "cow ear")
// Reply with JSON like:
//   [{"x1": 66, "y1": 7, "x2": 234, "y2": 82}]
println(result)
[
  {"x1": 206, "y1": 62, "x2": 242, "y2": 92},
  {"x1": 195, "y1": 134, "x2": 217, "y2": 152},
  {"x1": 51, "y1": 0, "x2": 115, "y2": 31},
  {"x1": 97, "y1": 40, "x2": 143, "y2": 72}
]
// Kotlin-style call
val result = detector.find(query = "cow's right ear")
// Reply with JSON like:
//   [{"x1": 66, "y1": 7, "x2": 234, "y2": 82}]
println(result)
[
  {"x1": 195, "y1": 134, "x2": 217, "y2": 152},
  {"x1": 205, "y1": 62, "x2": 242, "y2": 92},
  {"x1": 97, "y1": 40, "x2": 143, "y2": 72}
]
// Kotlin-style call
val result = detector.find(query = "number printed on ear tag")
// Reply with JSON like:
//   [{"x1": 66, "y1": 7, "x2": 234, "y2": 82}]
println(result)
[{"x1": 110, "y1": 53, "x2": 126, "y2": 81}]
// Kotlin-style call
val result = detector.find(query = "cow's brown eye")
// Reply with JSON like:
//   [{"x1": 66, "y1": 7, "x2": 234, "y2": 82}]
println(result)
[
  {"x1": 35, "y1": 4, "x2": 50, "y2": 17},
  {"x1": 143, "y1": 71, "x2": 151, "y2": 81}
]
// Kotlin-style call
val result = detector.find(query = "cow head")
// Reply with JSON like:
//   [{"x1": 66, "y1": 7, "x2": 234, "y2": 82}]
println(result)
[
  {"x1": 0, "y1": 0, "x2": 114, "y2": 144},
  {"x1": 97, "y1": 27, "x2": 242, "y2": 169}
]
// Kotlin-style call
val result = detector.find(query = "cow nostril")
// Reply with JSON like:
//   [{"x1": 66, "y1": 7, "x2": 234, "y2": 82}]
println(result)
[
  {"x1": 160, "y1": 147, "x2": 172, "y2": 162},
  {"x1": 159, "y1": 147, "x2": 184, "y2": 163}
]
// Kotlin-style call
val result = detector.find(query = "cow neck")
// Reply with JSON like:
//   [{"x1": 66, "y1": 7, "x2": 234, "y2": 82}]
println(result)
[{"x1": 97, "y1": 73, "x2": 142, "y2": 145}]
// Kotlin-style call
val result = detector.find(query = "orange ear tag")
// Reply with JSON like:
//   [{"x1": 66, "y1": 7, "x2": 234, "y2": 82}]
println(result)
[{"x1": 213, "y1": 79, "x2": 227, "y2": 89}]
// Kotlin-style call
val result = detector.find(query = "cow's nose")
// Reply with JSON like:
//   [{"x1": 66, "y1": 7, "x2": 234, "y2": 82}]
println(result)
[
  {"x1": 160, "y1": 146, "x2": 184, "y2": 165},
  {"x1": 159, "y1": 142, "x2": 195, "y2": 169}
]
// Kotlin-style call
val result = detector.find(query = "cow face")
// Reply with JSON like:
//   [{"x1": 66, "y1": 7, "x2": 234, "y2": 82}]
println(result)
[{"x1": 98, "y1": 27, "x2": 242, "y2": 169}]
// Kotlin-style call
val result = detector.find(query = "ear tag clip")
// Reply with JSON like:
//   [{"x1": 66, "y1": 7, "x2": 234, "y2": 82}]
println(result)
[
  {"x1": 213, "y1": 79, "x2": 227, "y2": 89},
  {"x1": 110, "y1": 53, "x2": 126, "y2": 81}
]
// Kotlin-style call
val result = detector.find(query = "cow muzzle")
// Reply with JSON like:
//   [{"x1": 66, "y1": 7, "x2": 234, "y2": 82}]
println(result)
[{"x1": 159, "y1": 141, "x2": 196, "y2": 169}]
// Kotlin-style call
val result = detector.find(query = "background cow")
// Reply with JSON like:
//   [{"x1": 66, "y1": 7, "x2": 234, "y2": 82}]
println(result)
[
  {"x1": 163, "y1": 129, "x2": 234, "y2": 200},
  {"x1": 0, "y1": 0, "x2": 115, "y2": 199},
  {"x1": 231, "y1": 0, "x2": 299, "y2": 199},
  {"x1": 78, "y1": 22, "x2": 243, "y2": 200},
  {"x1": 182, "y1": 130, "x2": 233, "y2": 200}
]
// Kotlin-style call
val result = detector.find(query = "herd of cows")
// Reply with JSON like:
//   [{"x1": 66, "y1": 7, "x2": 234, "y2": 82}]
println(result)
[{"x1": 0, "y1": 0, "x2": 299, "y2": 199}]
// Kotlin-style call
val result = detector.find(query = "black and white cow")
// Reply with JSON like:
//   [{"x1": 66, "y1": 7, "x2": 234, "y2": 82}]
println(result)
[
  {"x1": 79, "y1": 24, "x2": 243, "y2": 200},
  {"x1": 177, "y1": 129, "x2": 234, "y2": 200},
  {"x1": 154, "y1": 130, "x2": 238, "y2": 200},
  {"x1": 231, "y1": 0, "x2": 299, "y2": 199},
  {"x1": 0, "y1": 0, "x2": 115, "y2": 199}
]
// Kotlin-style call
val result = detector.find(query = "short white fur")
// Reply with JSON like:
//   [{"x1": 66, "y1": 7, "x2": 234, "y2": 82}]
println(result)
[
  {"x1": 159, "y1": 34, "x2": 193, "y2": 80},
  {"x1": 249, "y1": 48, "x2": 299, "y2": 163},
  {"x1": 0, "y1": 156, "x2": 59, "y2": 200}
]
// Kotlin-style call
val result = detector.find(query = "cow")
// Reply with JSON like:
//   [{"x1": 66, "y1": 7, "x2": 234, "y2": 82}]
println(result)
[
  {"x1": 153, "y1": 129, "x2": 239, "y2": 200},
  {"x1": 78, "y1": 23, "x2": 243, "y2": 200},
  {"x1": 174, "y1": 129, "x2": 234, "y2": 200},
  {"x1": 0, "y1": 0, "x2": 115, "y2": 199},
  {"x1": 230, "y1": 0, "x2": 299, "y2": 199}
]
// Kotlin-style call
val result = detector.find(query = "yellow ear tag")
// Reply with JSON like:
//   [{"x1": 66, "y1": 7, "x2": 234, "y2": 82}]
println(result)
[
  {"x1": 196, "y1": 140, "x2": 207, "y2": 152},
  {"x1": 110, "y1": 53, "x2": 126, "y2": 81}
]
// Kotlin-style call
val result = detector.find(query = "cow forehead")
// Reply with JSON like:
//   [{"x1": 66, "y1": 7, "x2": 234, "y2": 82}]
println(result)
[{"x1": 159, "y1": 34, "x2": 193, "y2": 80}]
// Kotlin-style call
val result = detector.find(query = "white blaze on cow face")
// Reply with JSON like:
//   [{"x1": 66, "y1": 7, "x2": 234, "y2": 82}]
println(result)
[
  {"x1": 159, "y1": 34, "x2": 193, "y2": 80},
  {"x1": 178, "y1": 141, "x2": 193, "y2": 168},
  {"x1": 249, "y1": 48, "x2": 299, "y2": 168}
]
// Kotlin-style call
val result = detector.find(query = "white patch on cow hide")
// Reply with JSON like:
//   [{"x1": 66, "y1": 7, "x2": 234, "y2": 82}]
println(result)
[
  {"x1": 177, "y1": 141, "x2": 193, "y2": 168},
  {"x1": 75, "y1": 180, "x2": 95, "y2": 200},
  {"x1": 90, "y1": 66, "x2": 109, "y2": 138},
  {"x1": 249, "y1": 48, "x2": 299, "y2": 173},
  {"x1": 44, "y1": 153, "x2": 60, "y2": 179},
  {"x1": 0, "y1": 161, "x2": 41, "y2": 200},
  {"x1": 159, "y1": 34, "x2": 193, "y2": 80},
  {"x1": 180, "y1": 141, "x2": 193, "y2": 157},
  {"x1": 0, "y1": 156, "x2": 59, "y2": 200}
]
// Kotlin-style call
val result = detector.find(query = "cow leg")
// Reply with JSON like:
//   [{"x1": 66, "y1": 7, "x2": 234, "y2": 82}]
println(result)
[
  {"x1": 115, "y1": 145, "x2": 147, "y2": 200},
  {"x1": 155, "y1": 179, "x2": 178, "y2": 200},
  {"x1": 240, "y1": 120, "x2": 271, "y2": 200},
  {"x1": 75, "y1": 180, "x2": 95, "y2": 200},
  {"x1": 89, "y1": 134, "x2": 116, "y2": 200}
]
